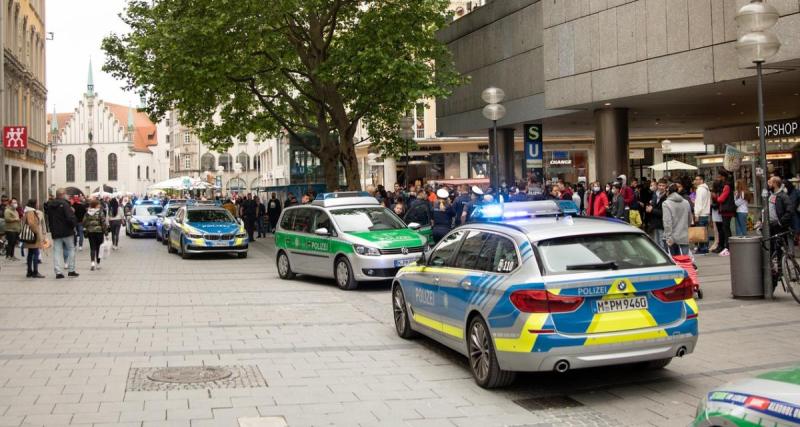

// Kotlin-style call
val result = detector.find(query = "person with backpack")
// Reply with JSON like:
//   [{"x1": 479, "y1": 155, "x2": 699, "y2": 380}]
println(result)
[
  {"x1": 83, "y1": 199, "x2": 107, "y2": 271},
  {"x1": 22, "y1": 199, "x2": 46, "y2": 278}
]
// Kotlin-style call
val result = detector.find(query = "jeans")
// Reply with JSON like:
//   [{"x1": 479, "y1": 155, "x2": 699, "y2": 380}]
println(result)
[
  {"x1": 26, "y1": 248, "x2": 40, "y2": 275},
  {"x1": 652, "y1": 228, "x2": 666, "y2": 251},
  {"x1": 719, "y1": 216, "x2": 732, "y2": 250},
  {"x1": 257, "y1": 217, "x2": 266, "y2": 237},
  {"x1": 669, "y1": 244, "x2": 691, "y2": 256},
  {"x1": 735, "y1": 212, "x2": 748, "y2": 236},
  {"x1": 109, "y1": 220, "x2": 122, "y2": 246},
  {"x1": 5, "y1": 231, "x2": 18, "y2": 258},
  {"x1": 696, "y1": 216, "x2": 710, "y2": 253},
  {"x1": 52, "y1": 236, "x2": 76, "y2": 275},
  {"x1": 74, "y1": 223, "x2": 84, "y2": 248}
]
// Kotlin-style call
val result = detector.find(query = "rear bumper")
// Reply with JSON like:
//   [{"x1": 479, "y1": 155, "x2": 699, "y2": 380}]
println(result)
[{"x1": 497, "y1": 332, "x2": 698, "y2": 372}]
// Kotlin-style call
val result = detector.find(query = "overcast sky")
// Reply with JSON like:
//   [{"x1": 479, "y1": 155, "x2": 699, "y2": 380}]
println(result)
[{"x1": 46, "y1": 0, "x2": 139, "y2": 114}]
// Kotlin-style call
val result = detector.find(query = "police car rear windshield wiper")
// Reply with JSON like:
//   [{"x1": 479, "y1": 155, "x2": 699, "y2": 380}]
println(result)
[{"x1": 565, "y1": 261, "x2": 619, "y2": 271}]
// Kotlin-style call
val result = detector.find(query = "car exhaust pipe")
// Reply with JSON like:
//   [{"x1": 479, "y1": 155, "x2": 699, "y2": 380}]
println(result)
[
  {"x1": 676, "y1": 346, "x2": 687, "y2": 357},
  {"x1": 553, "y1": 360, "x2": 570, "y2": 373}
]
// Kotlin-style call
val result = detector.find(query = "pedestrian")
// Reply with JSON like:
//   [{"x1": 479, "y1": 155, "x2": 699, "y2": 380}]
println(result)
[
  {"x1": 256, "y1": 196, "x2": 267, "y2": 238},
  {"x1": 617, "y1": 175, "x2": 635, "y2": 207},
  {"x1": 714, "y1": 171, "x2": 735, "y2": 256},
  {"x1": 431, "y1": 189, "x2": 454, "y2": 243},
  {"x1": 4, "y1": 197, "x2": 21, "y2": 260},
  {"x1": 222, "y1": 198, "x2": 237, "y2": 218},
  {"x1": 460, "y1": 186, "x2": 484, "y2": 224},
  {"x1": 452, "y1": 185, "x2": 469, "y2": 226},
  {"x1": 693, "y1": 175, "x2": 711, "y2": 254},
  {"x1": 83, "y1": 199, "x2": 107, "y2": 271},
  {"x1": 107, "y1": 197, "x2": 123, "y2": 250},
  {"x1": 45, "y1": 189, "x2": 79, "y2": 279},
  {"x1": 266, "y1": 193, "x2": 282, "y2": 233},
  {"x1": 242, "y1": 194, "x2": 257, "y2": 241},
  {"x1": 646, "y1": 179, "x2": 668, "y2": 250},
  {"x1": 709, "y1": 178, "x2": 723, "y2": 253},
  {"x1": 392, "y1": 200, "x2": 406, "y2": 218},
  {"x1": 23, "y1": 199, "x2": 46, "y2": 278},
  {"x1": 663, "y1": 184, "x2": 692, "y2": 256},
  {"x1": 608, "y1": 183, "x2": 626, "y2": 220},
  {"x1": 405, "y1": 190, "x2": 433, "y2": 227},
  {"x1": 71, "y1": 196, "x2": 86, "y2": 251},
  {"x1": 587, "y1": 181, "x2": 608, "y2": 217},
  {"x1": 734, "y1": 180, "x2": 751, "y2": 236}
]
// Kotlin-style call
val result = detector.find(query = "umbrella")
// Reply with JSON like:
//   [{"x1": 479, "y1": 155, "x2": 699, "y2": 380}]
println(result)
[
  {"x1": 149, "y1": 176, "x2": 213, "y2": 190},
  {"x1": 65, "y1": 187, "x2": 84, "y2": 197},
  {"x1": 648, "y1": 160, "x2": 698, "y2": 171},
  {"x1": 90, "y1": 191, "x2": 113, "y2": 198}
]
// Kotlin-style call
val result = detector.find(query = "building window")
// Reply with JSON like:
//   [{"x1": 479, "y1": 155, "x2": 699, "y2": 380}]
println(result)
[
  {"x1": 253, "y1": 155, "x2": 261, "y2": 172},
  {"x1": 237, "y1": 152, "x2": 250, "y2": 172},
  {"x1": 184, "y1": 155, "x2": 191, "y2": 170},
  {"x1": 165, "y1": 135, "x2": 170, "y2": 144},
  {"x1": 200, "y1": 153, "x2": 215, "y2": 172},
  {"x1": 66, "y1": 154, "x2": 75, "y2": 182},
  {"x1": 218, "y1": 153, "x2": 233, "y2": 172},
  {"x1": 184, "y1": 133, "x2": 191, "y2": 144},
  {"x1": 108, "y1": 153, "x2": 118, "y2": 181},
  {"x1": 137, "y1": 165, "x2": 141, "y2": 179},
  {"x1": 415, "y1": 102, "x2": 425, "y2": 139},
  {"x1": 85, "y1": 148, "x2": 98, "y2": 181},
  {"x1": 146, "y1": 166, "x2": 150, "y2": 180}
]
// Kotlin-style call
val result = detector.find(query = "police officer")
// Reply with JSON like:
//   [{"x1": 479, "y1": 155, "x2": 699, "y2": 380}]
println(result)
[
  {"x1": 452, "y1": 185, "x2": 470, "y2": 227},
  {"x1": 431, "y1": 188, "x2": 454, "y2": 243},
  {"x1": 460, "y1": 186, "x2": 484, "y2": 224}
]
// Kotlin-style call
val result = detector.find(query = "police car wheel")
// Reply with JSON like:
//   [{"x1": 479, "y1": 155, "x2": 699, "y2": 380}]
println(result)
[
  {"x1": 642, "y1": 358, "x2": 672, "y2": 370},
  {"x1": 237, "y1": 252, "x2": 247, "y2": 259},
  {"x1": 334, "y1": 257, "x2": 358, "y2": 290},
  {"x1": 392, "y1": 285, "x2": 418, "y2": 339},
  {"x1": 180, "y1": 240, "x2": 190, "y2": 260},
  {"x1": 277, "y1": 252, "x2": 296, "y2": 279},
  {"x1": 467, "y1": 316, "x2": 516, "y2": 388},
  {"x1": 167, "y1": 238, "x2": 177, "y2": 254}
]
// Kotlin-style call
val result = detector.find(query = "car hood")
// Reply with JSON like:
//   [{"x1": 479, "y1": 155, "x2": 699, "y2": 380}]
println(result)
[
  {"x1": 345, "y1": 229, "x2": 425, "y2": 249},
  {"x1": 186, "y1": 222, "x2": 241, "y2": 234},
  {"x1": 132, "y1": 215, "x2": 158, "y2": 221}
]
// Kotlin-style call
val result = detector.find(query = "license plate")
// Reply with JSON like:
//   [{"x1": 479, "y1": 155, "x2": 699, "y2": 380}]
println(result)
[
  {"x1": 595, "y1": 296, "x2": 648, "y2": 313},
  {"x1": 394, "y1": 258, "x2": 417, "y2": 267},
  {"x1": 213, "y1": 241, "x2": 230, "y2": 247}
]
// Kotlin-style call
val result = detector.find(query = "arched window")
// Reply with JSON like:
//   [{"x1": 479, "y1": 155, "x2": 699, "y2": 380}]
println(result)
[
  {"x1": 227, "y1": 177, "x2": 247, "y2": 191},
  {"x1": 218, "y1": 153, "x2": 233, "y2": 172},
  {"x1": 66, "y1": 154, "x2": 75, "y2": 182},
  {"x1": 85, "y1": 148, "x2": 97, "y2": 181},
  {"x1": 108, "y1": 153, "x2": 118, "y2": 181},
  {"x1": 253, "y1": 155, "x2": 261, "y2": 172},
  {"x1": 200, "y1": 153, "x2": 215, "y2": 172},
  {"x1": 237, "y1": 153, "x2": 250, "y2": 172}
]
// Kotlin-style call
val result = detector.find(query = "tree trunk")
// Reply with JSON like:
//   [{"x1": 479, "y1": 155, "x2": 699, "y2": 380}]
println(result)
[
  {"x1": 339, "y1": 135, "x2": 361, "y2": 191},
  {"x1": 317, "y1": 138, "x2": 340, "y2": 192}
]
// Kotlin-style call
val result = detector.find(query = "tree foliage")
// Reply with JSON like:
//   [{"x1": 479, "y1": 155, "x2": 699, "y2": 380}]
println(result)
[{"x1": 103, "y1": 0, "x2": 462, "y2": 190}]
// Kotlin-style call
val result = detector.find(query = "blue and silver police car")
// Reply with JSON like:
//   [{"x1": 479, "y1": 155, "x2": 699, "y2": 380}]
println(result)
[
  {"x1": 392, "y1": 200, "x2": 698, "y2": 388},
  {"x1": 156, "y1": 201, "x2": 187, "y2": 243},
  {"x1": 126, "y1": 204, "x2": 163, "y2": 237},
  {"x1": 167, "y1": 205, "x2": 248, "y2": 259}
]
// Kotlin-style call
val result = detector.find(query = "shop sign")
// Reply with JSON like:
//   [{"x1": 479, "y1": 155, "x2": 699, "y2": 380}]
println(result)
[
  {"x1": 417, "y1": 145, "x2": 441, "y2": 152},
  {"x1": 549, "y1": 151, "x2": 572, "y2": 165},
  {"x1": 629, "y1": 149, "x2": 645, "y2": 159},
  {"x1": 757, "y1": 119, "x2": 799, "y2": 138},
  {"x1": 524, "y1": 124, "x2": 543, "y2": 169},
  {"x1": 3, "y1": 126, "x2": 27, "y2": 150}
]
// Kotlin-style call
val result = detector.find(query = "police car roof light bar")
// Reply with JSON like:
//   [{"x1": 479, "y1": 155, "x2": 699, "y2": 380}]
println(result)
[
  {"x1": 317, "y1": 192, "x2": 370, "y2": 200},
  {"x1": 472, "y1": 200, "x2": 563, "y2": 222}
]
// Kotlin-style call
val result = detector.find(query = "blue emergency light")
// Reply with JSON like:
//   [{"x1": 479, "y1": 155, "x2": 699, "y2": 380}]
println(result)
[
  {"x1": 317, "y1": 192, "x2": 371, "y2": 200},
  {"x1": 471, "y1": 200, "x2": 564, "y2": 221}
]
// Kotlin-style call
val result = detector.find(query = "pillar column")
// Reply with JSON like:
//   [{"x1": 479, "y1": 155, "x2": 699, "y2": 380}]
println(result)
[
  {"x1": 383, "y1": 157, "x2": 397, "y2": 190},
  {"x1": 459, "y1": 153, "x2": 469, "y2": 179},
  {"x1": 594, "y1": 108, "x2": 629, "y2": 184},
  {"x1": 490, "y1": 128, "x2": 516, "y2": 188}
]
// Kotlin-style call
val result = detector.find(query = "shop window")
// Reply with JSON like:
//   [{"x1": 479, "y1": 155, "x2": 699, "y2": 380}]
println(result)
[
  {"x1": 543, "y1": 150, "x2": 588, "y2": 185},
  {"x1": 468, "y1": 152, "x2": 489, "y2": 178}
]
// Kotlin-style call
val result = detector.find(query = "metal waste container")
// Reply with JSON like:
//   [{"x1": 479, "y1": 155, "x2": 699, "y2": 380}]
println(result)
[{"x1": 729, "y1": 236, "x2": 764, "y2": 298}]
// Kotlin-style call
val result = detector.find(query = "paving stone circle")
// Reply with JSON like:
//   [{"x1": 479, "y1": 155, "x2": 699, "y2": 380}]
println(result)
[
  {"x1": 147, "y1": 366, "x2": 233, "y2": 384},
  {"x1": 126, "y1": 365, "x2": 267, "y2": 391}
]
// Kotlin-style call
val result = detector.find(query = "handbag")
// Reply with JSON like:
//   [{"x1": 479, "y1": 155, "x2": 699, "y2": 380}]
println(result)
[
  {"x1": 19, "y1": 213, "x2": 36, "y2": 244},
  {"x1": 688, "y1": 226, "x2": 708, "y2": 243},
  {"x1": 99, "y1": 238, "x2": 111, "y2": 260}
]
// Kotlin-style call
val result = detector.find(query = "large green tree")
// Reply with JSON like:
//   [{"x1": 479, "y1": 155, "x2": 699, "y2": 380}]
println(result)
[{"x1": 103, "y1": 0, "x2": 461, "y2": 190}]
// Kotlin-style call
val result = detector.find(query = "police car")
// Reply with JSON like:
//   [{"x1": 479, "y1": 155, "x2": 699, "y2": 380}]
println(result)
[
  {"x1": 693, "y1": 366, "x2": 800, "y2": 426},
  {"x1": 392, "y1": 200, "x2": 698, "y2": 388},
  {"x1": 156, "y1": 201, "x2": 186, "y2": 243},
  {"x1": 167, "y1": 205, "x2": 248, "y2": 259},
  {"x1": 275, "y1": 192, "x2": 428, "y2": 290},
  {"x1": 126, "y1": 204, "x2": 163, "y2": 237}
]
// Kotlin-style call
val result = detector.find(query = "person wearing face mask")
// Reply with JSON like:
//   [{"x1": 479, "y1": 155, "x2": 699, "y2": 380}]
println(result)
[
  {"x1": 646, "y1": 179, "x2": 669, "y2": 250},
  {"x1": 4, "y1": 198, "x2": 21, "y2": 260},
  {"x1": 586, "y1": 181, "x2": 608, "y2": 218},
  {"x1": 609, "y1": 182, "x2": 626, "y2": 221},
  {"x1": 44, "y1": 189, "x2": 80, "y2": 279}
]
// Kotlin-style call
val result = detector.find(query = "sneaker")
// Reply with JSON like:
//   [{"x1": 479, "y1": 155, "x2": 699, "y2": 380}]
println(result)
[
  {"x1": 67, "y1": 272, "x2": 80, "y2": 278},
  {"x1": 91, "y1": 262, "x2": 96, "y2": 271},
  {"x1": 32, "y1": 274, "x2": 45, "y2": 279},
  {"x1": 79, "y1": 246, "x2": 84, "y2": 251},
  {"x1": 719, "y1": 248, "x2": 730, "y2": 257},
  {"x1": 56, "y1": 274, "x2": 65, "y2": 279}
]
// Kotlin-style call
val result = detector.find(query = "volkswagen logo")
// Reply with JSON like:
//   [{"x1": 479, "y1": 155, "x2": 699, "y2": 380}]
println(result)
[
  {"x1": 617, "y1": 282, "x2": 627, "y2": 291},
  {"x1": 401, "y1": 247, "x2": 409, "y2": 255}
]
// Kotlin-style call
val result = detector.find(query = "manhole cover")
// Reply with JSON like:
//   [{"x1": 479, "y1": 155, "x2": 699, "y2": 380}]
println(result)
[
  {"x1": 147, "y1": 366, "x2": 233, "y2": 384},
  {"x1": 514, "y1": 396, "x2": 584, "y2": 411}
]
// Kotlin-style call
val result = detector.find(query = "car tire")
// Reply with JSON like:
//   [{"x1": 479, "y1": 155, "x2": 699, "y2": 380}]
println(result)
[
  {"x1": 276, "y1": 251, "x2": 296, "y2": 280},
  {"x1": 643, "y1": 358, "x2": 672, "y2": 370},
  {"x1": 334, "y1": 257, "x2": 358, "y2": 290},
  {"x1": 392, "y1": 284, "x2": 418, "y2": 339},
  {"x1": 180, "y1": 239, "x2": 190, "y2": 259},
  {"x1": 467, "y1": 316, "x2": 516, "y2": 389},
  {"x1": 167, "y1": 237, "x2": 177, "y2": 254},
  {"x1": 156, "y1": 233, "x2": 162, "y2": 242},
  {"x1": 237, "y1": 252, "x2": 247, "y2": 259}
]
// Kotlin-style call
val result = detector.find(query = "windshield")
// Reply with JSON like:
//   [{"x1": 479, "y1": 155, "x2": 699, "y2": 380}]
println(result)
[
  {"x1": 187, "y1": 209, "x2": 235, "y2": 223},
  {"x1": 331, "y1": 207, "x2": 407, "y2": 232},
  {"x1": 537, "y1": 233, "x2": 672, "y2": 275},
  {"x1": 134, "y1": 206, "x2": 162, "y2": 216},
  {"x1": 165, "y1": 206, "x2": 183, "y2": 217}
]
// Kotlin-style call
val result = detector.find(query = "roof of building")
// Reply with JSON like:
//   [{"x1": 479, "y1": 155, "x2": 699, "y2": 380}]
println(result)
[{"x1": 47, "y1": 102, "x2": 158, "y2": 153}]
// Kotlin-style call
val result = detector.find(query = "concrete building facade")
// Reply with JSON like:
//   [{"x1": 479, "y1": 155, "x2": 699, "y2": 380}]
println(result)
[{"x1": 1, "y1": 0, "x2": 47, "y2": 203}]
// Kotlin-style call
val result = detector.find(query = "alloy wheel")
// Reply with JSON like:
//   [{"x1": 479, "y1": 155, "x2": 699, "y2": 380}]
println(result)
[
  {"x1": 336, "y1": 261, "x2": 349, "y2": 288},
  {"x1": 393, "y1": 287, "x2": 407, "y2": 333},
  {"x1": 469, "y1": 321, "x2": 491, "y2": 382}
]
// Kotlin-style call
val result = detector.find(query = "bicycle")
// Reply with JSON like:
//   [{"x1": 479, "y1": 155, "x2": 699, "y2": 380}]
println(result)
[{"x1": 761, "y1": 230, "x2": 800, "y2": 304}]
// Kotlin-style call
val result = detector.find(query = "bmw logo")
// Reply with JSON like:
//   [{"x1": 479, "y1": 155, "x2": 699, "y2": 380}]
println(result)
[
  {"x1": 617, "y1": 282, "x2": 627, "y2": 291},
  {"x1": 401, "y1": 247, "x2": 409, "y2": 255}
]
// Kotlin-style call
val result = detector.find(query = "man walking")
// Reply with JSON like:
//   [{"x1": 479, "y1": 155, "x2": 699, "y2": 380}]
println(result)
[
  {"x1": 646, "y1": 179, "x2": 668, "y2": 250},
  {"x1": 663, "y1": 184, "x2": 692, "y2": 256},
  {"x1": 242, "y1": 194, "x2": 257, "y2": 242},
  {"x1": 693, "y1": 174, "x2": 712, "y2": 254},
  {"x1": 45, "y1": 189, "x2": 79, "y2": 279},
  {"x1": 266, "y1": 192, "x2": 282, "y2": 233}
]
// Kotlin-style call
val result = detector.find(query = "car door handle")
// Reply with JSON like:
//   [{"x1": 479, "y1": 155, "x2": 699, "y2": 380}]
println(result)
[
  {"x1": 459, "y1": 279, "x2": 472, "y2": 289},
  {"x1": 433, "y1": 276, "x2": 440, "y2": 283}
]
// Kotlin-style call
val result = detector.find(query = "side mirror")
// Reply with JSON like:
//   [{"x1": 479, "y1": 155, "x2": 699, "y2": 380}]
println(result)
[
  {"x1": 419, "y1": 249, "x2": 432, "y2": 266},
  {"x1": 314, "y1": 227, "x2": 330, "y2": 236},
  {"x1": 408, "y1": 222, "x2": 421, "y2": 230}
]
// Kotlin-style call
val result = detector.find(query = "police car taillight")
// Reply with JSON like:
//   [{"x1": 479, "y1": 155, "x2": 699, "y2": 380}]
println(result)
[
  {"x1": 510, "y1": 290, "x2": 583, "y2": 313},
  {"x1": 652, "y1": 277, "x2": 694, "y2": 302}
]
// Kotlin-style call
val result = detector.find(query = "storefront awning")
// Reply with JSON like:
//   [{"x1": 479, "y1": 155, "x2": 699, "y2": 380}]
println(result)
[{"x1": 428, "y1": 178, "x2": 489, "y2": 186}]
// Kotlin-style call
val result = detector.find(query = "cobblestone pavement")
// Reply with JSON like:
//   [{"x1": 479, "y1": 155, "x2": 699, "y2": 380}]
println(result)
[{"x1": 0, "y1": 235, "x2": 798, "y2": 427}]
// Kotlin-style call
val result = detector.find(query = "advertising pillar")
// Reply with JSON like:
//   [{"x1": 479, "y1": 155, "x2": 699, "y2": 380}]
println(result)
[{"x1": 524, "y1": 124, "x2": 543, "y2": 182}]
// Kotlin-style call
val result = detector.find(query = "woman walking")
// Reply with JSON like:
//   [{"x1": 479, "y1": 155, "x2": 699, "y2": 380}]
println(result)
[
  {"x1": 734, "y1": 180, "x2": 751, "y2": 236},
  {"x1": 4, "y1": 198, "x2": 20, "y2": 260},
  {"x1": 107, "y1": 197, "x2": 123, "y2": 250},
  {"x1": 23, "y1": 199, "x2": 46, "y2": 278},
  {"x1": 83, "y1": 200, "x2": 107, "y2": 271}
]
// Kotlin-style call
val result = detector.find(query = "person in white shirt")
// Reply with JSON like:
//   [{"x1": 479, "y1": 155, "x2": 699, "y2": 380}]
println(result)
[
  {"x1": 693, "y1": 175, "x2": 712, "y2": 254},
  {"x1": 734, "y1": 179, "x2": 751, "y2": 236}
]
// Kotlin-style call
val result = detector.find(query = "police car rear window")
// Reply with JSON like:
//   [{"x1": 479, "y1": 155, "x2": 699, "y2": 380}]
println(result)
[{"x1": 537, "y1": 233, "x2": 671, "y2": 275}]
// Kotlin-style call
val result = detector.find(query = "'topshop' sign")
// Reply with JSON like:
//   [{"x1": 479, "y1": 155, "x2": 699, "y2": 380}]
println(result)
[{"x1": 757, "y1": 119, "x2": 799, "y2": 138}]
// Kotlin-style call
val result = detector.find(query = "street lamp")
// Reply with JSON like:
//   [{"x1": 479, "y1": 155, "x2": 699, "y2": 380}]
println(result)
[
  {"x1": 482, "y1": 87, "x2": 506, "y2": 190},
  {"x1": 661, "y1": 139, "x2": 672, "y2": 177},
  {"x1": 735, "y1": 0, "x2": 781, "y2": 299},
  {"x1": 399, "y1": 116, "x2": 415, "y2": 189}
]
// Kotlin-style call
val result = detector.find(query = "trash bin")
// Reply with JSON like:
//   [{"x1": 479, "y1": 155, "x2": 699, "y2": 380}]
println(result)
[{"x1": 729, "y1": 236, "x2": 764, "y2": 298}]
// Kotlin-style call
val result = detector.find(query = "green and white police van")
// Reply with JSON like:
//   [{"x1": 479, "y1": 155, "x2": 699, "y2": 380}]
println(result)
[{"x1": 274, "y1": 192, "x2": 429, "y2": 290}]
